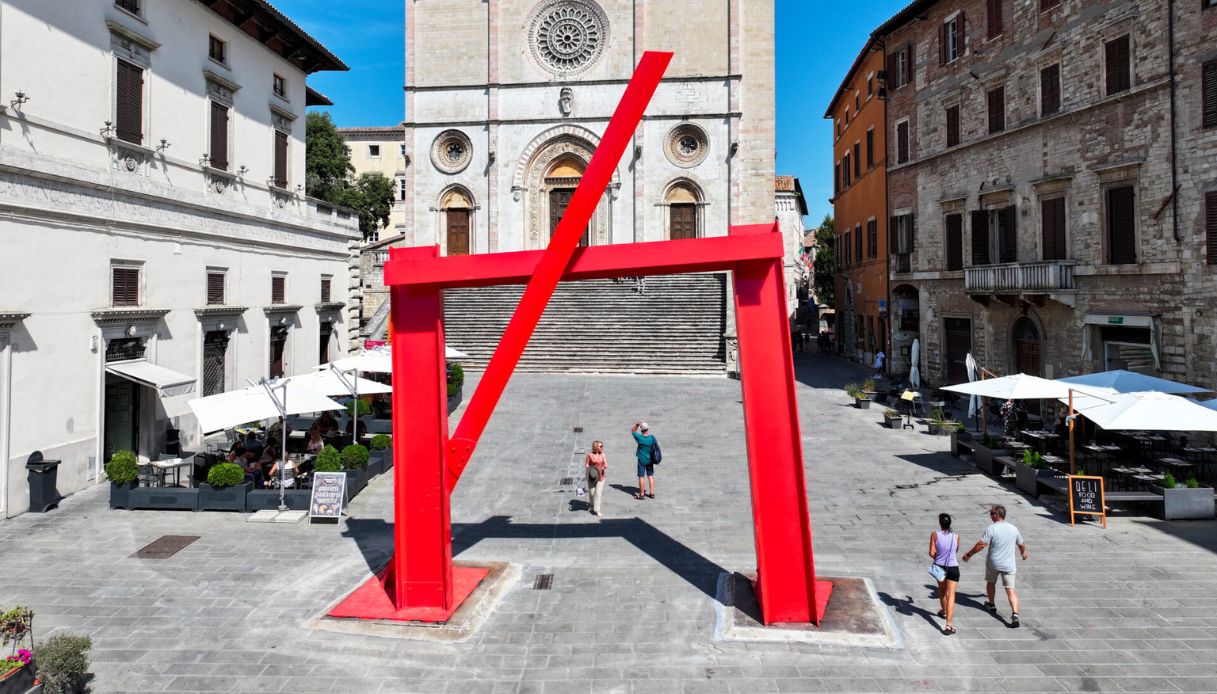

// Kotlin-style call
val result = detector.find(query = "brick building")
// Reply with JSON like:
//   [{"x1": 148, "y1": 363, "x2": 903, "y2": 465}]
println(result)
[
  {"x1": 825, "y1": 38, "x2": 890, "y2": 370},
  {"x1": 875, "y1": 0, "x2": 1217, "y2": 389}
]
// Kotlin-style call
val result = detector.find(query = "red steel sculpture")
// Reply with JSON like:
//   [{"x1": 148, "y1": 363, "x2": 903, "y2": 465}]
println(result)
[{"x1": 329, "y1": 51, "x2": 832, "y2": 626}]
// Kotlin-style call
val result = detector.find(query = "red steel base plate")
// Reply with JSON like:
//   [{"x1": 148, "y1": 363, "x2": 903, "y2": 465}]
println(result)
[{"x1": 327, "y1": 565, "x2": 491, "y2": 623}]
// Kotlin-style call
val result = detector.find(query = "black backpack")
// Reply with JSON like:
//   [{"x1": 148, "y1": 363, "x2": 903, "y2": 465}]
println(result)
[{"x1": 649, "y1": 438, "x2": 662, "y2": 465}]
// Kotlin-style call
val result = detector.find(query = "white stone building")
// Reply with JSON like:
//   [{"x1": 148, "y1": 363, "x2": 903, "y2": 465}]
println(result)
[
  {"x1": 339, "y1": 126, "x2": 409, "y2": 242},
  {"x1": 0, "y1": 0, "x2": 357, "y2": 517}
]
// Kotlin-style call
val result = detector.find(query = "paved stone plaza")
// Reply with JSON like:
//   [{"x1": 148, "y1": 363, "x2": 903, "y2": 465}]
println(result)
[{"x1": 3, "y1": 354, "x2": 1217, "y2": 693}]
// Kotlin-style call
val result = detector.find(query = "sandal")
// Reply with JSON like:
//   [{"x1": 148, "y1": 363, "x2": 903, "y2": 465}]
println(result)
[
  {"x1": 647, "y1": 493, "x2": 655, "y2": 499},
  {"x1": 937, "y1": 610, "x2": 945, "y2": 618},
  {"x1": 944, "y1": 626, "x2": 956, "y2": 635},
  {"x1": 634, "y1": 493, "x2": 645, "y2": 500}
]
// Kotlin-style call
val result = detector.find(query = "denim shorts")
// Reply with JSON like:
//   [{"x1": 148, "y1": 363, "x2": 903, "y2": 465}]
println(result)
[{"x1": 636, "y1": 461, "x2": 654, "y2": 477}]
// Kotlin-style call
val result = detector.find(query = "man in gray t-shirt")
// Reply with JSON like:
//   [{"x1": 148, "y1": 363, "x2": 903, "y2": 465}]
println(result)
[{"x1": 963, "y1": 505, "x2": 1028, "y2": 627}]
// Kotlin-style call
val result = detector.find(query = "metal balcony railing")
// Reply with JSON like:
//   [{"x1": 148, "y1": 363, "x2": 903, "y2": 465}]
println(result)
[{"x1": 964, "y1": 260, "x2": 1075, "y2": 293}]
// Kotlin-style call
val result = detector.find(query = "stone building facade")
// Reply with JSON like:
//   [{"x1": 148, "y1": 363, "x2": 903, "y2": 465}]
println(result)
[
  {"x1": 0, "y1": 0, "x2": 357, "y2": 517},
  {"x1": 339, "y1": 125, "x2": 409, "y2": 241},
  {"x1": 877, "y1": 0, "x2": 1217, "y2": 389}
]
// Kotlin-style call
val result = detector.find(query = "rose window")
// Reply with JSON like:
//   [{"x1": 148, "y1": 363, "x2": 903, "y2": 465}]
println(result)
[{"x1": 529, "y1": 1, "x2": 608, "y2": 75}]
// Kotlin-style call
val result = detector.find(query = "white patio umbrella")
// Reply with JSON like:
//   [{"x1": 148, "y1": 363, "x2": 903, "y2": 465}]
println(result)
[
  {"x1": 324, "y1": 346, "x2": 470, "y2": 374},
  {"x1": 965, "y1": 352, "x2": 979, "y2": 420},
  {"x1": 1070, "y1": 391, "x2": 1217, "y2": 432},
  {"x1": 942, "y1": 373, "x2": 1072, "y2": 400},
  {"x1": 909, "y1": 338, "x2": 921, "y2": 389},
  {"x1": 299, "y1": 366, "x2": 393, "y2": 444}
]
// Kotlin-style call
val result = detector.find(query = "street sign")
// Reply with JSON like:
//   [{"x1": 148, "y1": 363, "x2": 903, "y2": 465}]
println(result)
[
  {"x1": 309, "y1": 471, "x2": 346, "y2": 521},
  {"x1": 1068, "y1": 475, "x2": 1106, "y2": 528}
]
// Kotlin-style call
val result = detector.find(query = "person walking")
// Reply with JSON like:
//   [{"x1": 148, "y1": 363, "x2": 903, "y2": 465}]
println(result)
[
  {"x1": 584, "y1": 440, "x2": 607, "y2": 517},
  {"x1": 631, "y1": 421, "x2": 656, "y2": 500},
  {"x1": 962, "y1": 504, "x2": 1028, "y2": 627},
  {"x1": 872, "y1": 350, "x2": 886, "y2": 379},
  {"x1": 929, "y1": 513, "x2": 960, "y2": 635},
  {"x1": 1000, "y1": 399, "x2": 1020, "y2": 438}
]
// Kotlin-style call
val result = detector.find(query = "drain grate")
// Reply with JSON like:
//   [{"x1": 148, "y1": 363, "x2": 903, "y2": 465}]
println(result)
[
  {"x1": 573, "y1": 427, "x2": 583, "y2": 433},
  {"x1": 132, "y1": 535, "x2": 199, "y2": 559},
  {"x1": 558, "y1": 477, "x2": 573, "y2": 486},
  {"x1": 533, "y1": 573, "x2": 553, "y2": 590}
]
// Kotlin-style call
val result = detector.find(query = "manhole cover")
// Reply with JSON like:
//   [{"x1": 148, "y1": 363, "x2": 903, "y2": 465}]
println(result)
[
  {"x1": 558, "y1": 477, "x2": 573, "y2": 486},
  {"x1": 132, "y1": 535, "x2": 199, "y2": 559},
  {"x1": 573, "y1": 427, "x2": 583, "y2": 433},
  {"x1": 533, "y1": 573, "x2": 553, "y2": 590}
]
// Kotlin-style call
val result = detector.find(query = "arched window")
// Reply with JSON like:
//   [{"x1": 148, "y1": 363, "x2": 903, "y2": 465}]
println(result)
[
  {"x1": 665, "y1": 182, "x2": 702, "y2": 240},
  {"x1": 441, "y1": 188, "x2": 473, "y2": 256},
  {"x1": 1012, "y1": 316, "x2": 1041, "y2": 377}
]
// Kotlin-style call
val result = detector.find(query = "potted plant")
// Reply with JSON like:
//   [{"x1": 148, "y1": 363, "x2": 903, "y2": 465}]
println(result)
[
  {"x1": 197, "y1": 462, "x2": 252, "y2": 512},
  {"x1": 341, "y1": 444, "x2": 369, "y2": 498},
  {"x1": 844, "y1": 383, "x2": 870, "y2": 410},
  {"x1": 0, "y1": 648, "x2": 35, "y2": 694},
  {"x1": 927, "y1": 408, "x2": 956, "y2": 435},
  {"x1": 129, "y1": 461, "x2": 200, "y2": 511},
  {"x1": 862, "y1": 378, "x2": 884, "y2": 404},
  {"x1": 1013, "y1": 449, "x2": 1055, "y2": 495},
  {"x1": 447, "y1": 362, "x2": 465, "y2": 413},
  {"x1": 103, "y1": 450, "x2": 139, "y2": 510},
  {"x1": 33, "y1": 633, "x2": 90, "y2": 694},
  {"x1": 367, "y1": 434, "x2": 392, "y2": 477},
  {"x1": 1152, "y1": 473, "x2": 1215, "y2": 520},
  {"x1": 970, "y1": 433, "x2": 1006, "y2": 474},
  {"x1": 882, "y1": 408, "x2": 903, "y2": 429}
]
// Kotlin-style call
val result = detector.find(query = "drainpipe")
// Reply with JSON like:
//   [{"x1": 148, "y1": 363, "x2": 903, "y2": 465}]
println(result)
[{"x1": 1168, "y1": 0, "x2": 1179, "y2": 243}]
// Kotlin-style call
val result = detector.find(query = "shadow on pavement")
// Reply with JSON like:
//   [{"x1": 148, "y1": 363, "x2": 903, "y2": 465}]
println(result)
[{"x1": 877, "y1": 591, "x2": 943, "y2": 634}]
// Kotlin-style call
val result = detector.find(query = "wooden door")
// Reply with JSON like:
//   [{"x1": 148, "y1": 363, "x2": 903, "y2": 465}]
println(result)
[
  {"x1": 104, "y1": 380, "x2": 138, "y2": 459},
  {"x1": 670, "y1": 203, "x2": 697, "y2": 240},
  {"x1": 550, "y1": 188, "x2": 589, "y2": 246},
  {"x1": 446, "y1": 209, "x2": 470, "y2": 256},
  {"x1": 943, "y1": 318, "x2": 972, "y2": 385}
]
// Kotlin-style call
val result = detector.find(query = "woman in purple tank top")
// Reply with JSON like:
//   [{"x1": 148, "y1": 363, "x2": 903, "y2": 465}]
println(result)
[{"x1": 929, "y1": 512, "x2": 960, "y2": 635}]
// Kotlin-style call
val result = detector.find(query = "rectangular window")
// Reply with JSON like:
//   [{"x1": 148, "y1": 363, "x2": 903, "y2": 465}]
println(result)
[
  {"x1": 399, "y1": 143, "x2": 407, "y2": 157},
  {"x1": 866, "y1": 129, "x2": 875, "y2": 168},
  {"x1": 987, "y1": 0, "x2": 1003, "y2": 38},
  {"x1": 843, "y1": 153, "x2": 851, "y2": 187},
  {"x1": 1041, "y1": 0, "x2": 1060, "y2": 9},
  {"x1": 273, "y1": 130, "x2": 289, "y2": 187},
  {"x1": 854, "y1": 225, "x2": 863, "y2": 263},
  {"x1": 202, "y1": 331, "x2": 229, "y2": 397},
  {"x1": 398, "y1": 177, "x2": 407, "y2": 201},
  {"x1": 208, "y1": 35, "x2": 226, "y2": 64},
  {"x1": 269, "y1": 327, "x2": 288, "y2": 378},
  {"x1": 940, "y1": 14, "x2": 964, "y2": 64},
  {"x1": 115, "y1": 0, "x2": 140, "y2": 14},
  {"x1": 891, "y1": 215, "x2": 914, "y2": 273},
  {"x1": 1107, "y1": 185, "x2": 1137, "y2": 264},
  {"x1": 1105, "y1": 34, "x2": 1131, "y2": 96},
  {"x1": 834, "y1": 163, "x2": 841, "y2": 196},
  {"x1": 946, "y1": 105, "x2": 960, "y2": 147},
  {"x1": 321, "y1": 276, "x2": 332, "y2": 303},
  {"x1": 843, "y1": 231, "x2": 851, "y2": 266},
  {"x1": 853, "y1": 143, "x2": 861, "y2": 178},
  {"x1": 209, "y1": 101, "x2": 229, "y2": 171},
  {"x1": 855, "y1": 93, "x2": 861, "y2": 112},
  {"x1": 867, "y1": 220, "x2": 878, "y2": 259},
  {"x1": 319, "y1": 323, "x2": 333, "y2": 365},
  {"x1": 1207, "y1": 192, "x2": 1217, "y2": 264},
  {"x1": 369, "y1": 144, "x2": 381, "y2": 157},
  {"x1": 206, "y1": 271, "x2": 225, "y2": 305},
  {"x1": 1041, "y1": 197, "x2": 1068, "y2": 261},
  {"x1": 1203, "y1": 60, "x2": 1217, "y2": 129},
  {"x1": 889, "y1": 45, "x2": 914, "y2": 89},
  {"x1": 945, "y1": 213, "x2": 964, "y2": 271},
  {"x1": 987, "y1": 86, "x2": 1006, "y2": 133},
  {"x1": 867, "y1": 76, "x2": 874, "y2": 96},
  {"x1": 112, "y1": 266, "x2": 140, "y2": 307},
  {"x1": 896, "y1": 121, "x2": 909, "y2": 164},
  {"x1": 273, "y1": 74, "x2": 287, "y2": 98},
  {"x1": 115, "y1": 59, "x2": 143, "y2": 145},
  {"x1": 971, "y1": 211, "x2": 990, "y2": 266},
  {"x1": 1041, "y1": 64, "x2": 1061, "y2": 117},
  {"x1": 271, "y1": 275, "x2": 286, "y2": 304},
  {"x1": 998, "y1": 206, "x2": 1017, "y2": 263}
]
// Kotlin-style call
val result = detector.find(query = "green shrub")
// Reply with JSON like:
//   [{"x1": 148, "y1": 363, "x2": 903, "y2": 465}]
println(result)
[
  {"x1": 1021, "y1": 450, "x2": 1044, "y2": 469},
  {"x1": 34, "y1": 633, "x2": 91, "y2": 694},
  {"x1": 862, "y1": 378, "x2": 877, "y2": 392},
  {"x1": 844, "y1": 383, "x2": 863, "y2": 399},
  {"x1": 1162, "y1": 472, "x2": 1177, "y2": 489},
  {"x1": 1186, "y1": 476, "x2": 1200, "y2": 489},
  {"x1": 346, "y1": 399, "x2": 372, "y2": 417},
  {"x1": 981, "y1": 434, "x2": 998, "y2": 448},
  {"x1": 369, "y1": 434, "x2": 391, "y2": 451},
  {"x1": 103, "y1": 450, "x2": 139, "y2": 485},
  {"x1": 341, "y1": 444, "x2": 369, "y2": 470},
  {"x1": 448, "y1": 362, "x2": 464, "y2": 389},
  {"x1": 882, "y1": 408, "x2": 900, "y2": 418},
  {"x1": 206, "y1": 462, "x2": 246, "y2": 489},
  {"x1": 315, "y1": 445, "x2": 342, "y2": 472}
]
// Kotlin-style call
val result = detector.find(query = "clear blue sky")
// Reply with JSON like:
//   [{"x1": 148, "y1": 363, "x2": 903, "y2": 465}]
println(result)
[{"x1": 281, "y1": 0, "x2": 908, "y2": 227}]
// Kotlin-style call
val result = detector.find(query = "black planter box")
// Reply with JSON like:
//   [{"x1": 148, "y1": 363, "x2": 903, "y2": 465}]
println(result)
[
  {"x1": 366, "y1": 453, "x2": 385, "y2": 478},
  {"x1": 0, "y1": 662, "x2": 36, "y2": 694},
  {"x1": 344, "y1": 468, "x2": 367, "y2": 499},
  {"x1": 109, "y1": 480, "x2": 138, "y2": 510},
  {"x1": 130, "y1": 487, "x2": 200, "y2": 511},
  {"x1": 382, "y1": 445, "x2": 393, "y2": 470},
  {"x1": 884, "y1": 415, "x2": 903, "y2": 429},
  {"x1": 448, "y1": 385, "x2": 463, "y2": 414},
  {"x1": 246, "y1": 489, "x2": 311, "y2": 511},
  {"x1": 198, "y1": 481, "x2": 252, "y2": 512},
  {"x1": 854, "y1": 397, "x2": 871, "y2": 410}
]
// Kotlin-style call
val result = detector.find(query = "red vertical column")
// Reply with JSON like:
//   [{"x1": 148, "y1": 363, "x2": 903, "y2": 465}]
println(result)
[
  {"x1": 387, "y1": 246, "x2": 453, "y2": 611},
  {"x1": 732, "y1": 252, "x2": 831, "y2": 625}
]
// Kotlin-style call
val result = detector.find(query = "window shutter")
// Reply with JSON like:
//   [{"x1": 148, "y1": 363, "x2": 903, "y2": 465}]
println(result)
[
  {"x1": 207, "y1": 273, "x2": 224, "y2": 305},
  {"x1": 115, "y1": 60, "x2": 143, "y2": 145},
  {"x1": 1041, "y1": 198, "x2": 1067, "y2": 261},
  {"x1": 1041, "y1": 64, "x2": 1061, "y2": 116},
  {"x1": 274, "y1": 131, "x2": 289, "y2": 187},
  {"x1": 908, "y1": 214, "x2": 916, "y2": 251},
  {"x1": 939, "y1": 24, "x2": 948, "y2": 65},
  {"x1": 956, "y1": 12, "x2": 966, "y2": 56},
  {"x1": 897, "y1": 122, "x2": 909, "y2": 163},
  {"x1": 1106, "y1": 35, "x2": 1131, "y2": 95},
  {"x1": 971, "y1": 211, "x2": 990, "y2": 265},
  {"x1": 987, "y1": 0, "x2": 1002, "y2": 38},
  {"x1": 946, "y1": 214, "x2": 964, "y2": 271},
  {"x1": 946, "y1": 105, "x2": 960, "y2": 147},
  {"x1": 1107, "y1": 186, "x2": 1137, "y2": 264},
  {"x1": 889, "y1": 216, "x2": 898, "y2": 252},
  {"x1": 834, "y1": 163, "x2": 841, "y2": 196},
  {"x1": 1203, "y1": 61, "x2": 1217, "y2": 129},
  {"x1": 853, "y1": 143, "x2": 861, "y2": 177},
  {"x1": 855, "y1": 225, "x2": 863, "y2": 261},
  {"x1": 906, "y1": 45, "x2": 915, "y2": 85},
  {"x1": 112, "y1": 268, "x2": 139, "y2": 307},
  {"x1": 866, "y1": 129, "x2": 875, "y2": 167},
  {"x1": 321, "y1": 277, "x2": 332, "y2": 303},
  {"x1": 887, "y1": 51, "x2": 898, "y2": 88},
  {"x1": 999, "y1": 206, "x2": 1017, "y2": 263},
  {"x1": 271, "y1": 276, "x2": 285, "y2": 304},
  {"x1": 988, "y1": 87, "x2": 1005, "y2": 133},
  {"x1": 1207, "y1": 192, "x2": 1217, "y2": 265},
  {"x1": 209, "y1": 102, "x2": 229, "y2": 171}
]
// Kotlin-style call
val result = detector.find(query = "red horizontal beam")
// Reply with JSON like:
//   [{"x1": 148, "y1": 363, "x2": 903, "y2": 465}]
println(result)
[{"x1": 384, "y1": 231, "x2": 785, "y2": 289}]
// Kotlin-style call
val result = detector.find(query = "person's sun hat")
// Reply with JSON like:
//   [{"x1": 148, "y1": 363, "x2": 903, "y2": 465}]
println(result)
[{"x1": 639, "y1": 422, "x2": 649, "y2": 431}]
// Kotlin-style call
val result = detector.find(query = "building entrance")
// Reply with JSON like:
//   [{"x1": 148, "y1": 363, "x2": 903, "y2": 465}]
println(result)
[{"x1": 103, "y1": 378, "x2": 138, "y2": 460}]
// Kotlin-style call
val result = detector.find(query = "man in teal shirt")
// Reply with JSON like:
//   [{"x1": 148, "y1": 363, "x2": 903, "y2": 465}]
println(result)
[{"x1": 631, "y1": 421, "x2": 656, "y2": 500}]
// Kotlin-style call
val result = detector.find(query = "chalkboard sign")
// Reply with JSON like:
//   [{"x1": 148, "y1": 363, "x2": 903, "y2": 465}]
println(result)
[
  {"x1": 1068, "y1": 475, "x2": 1106, "y2": 528},
  {"x1": 310, "y1": 472, "x2": 347, "y2": 521}
]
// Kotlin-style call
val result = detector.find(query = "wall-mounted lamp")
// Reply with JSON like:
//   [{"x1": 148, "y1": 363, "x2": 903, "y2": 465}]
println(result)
[
  {"x1": 487, "y1": 151, "x2": 496, "y2": 164},
  {"x1": 236, "y1": 165, "x2": 249, "y2": 177},
  {"x1": 278, "y1": 316, "x2": 287, "y2": 326},
  {"x1": 634, "y1": 145, "x2": 642, "y2": 159},
  {"x1": 729, "y1": 142, "x2": 739, "y2": 157},
  {"x1": 156, "y1": 139, "x2": 171, "y2": 153},
  {"x1": 218, "y1": 321, "x2": 226, "y2": 330},
  {"x1": 294, "y1": 184, "x2": 304, "y2": 195},
  {"x1": 199, "y1": 154, "x2": 211, "y2": 167},
  {"x1": 267, "y1": 176, "x2": 277, "y2": 187},
  {"x1": 101, "y1": 120, "x2": 116, "y2": 138},
  {"x1": 126, "y1": 325, "x2": 138, "y2": 337},
  {"x1": 11, "y1": 91, "x2": 29, "y2": 110}
]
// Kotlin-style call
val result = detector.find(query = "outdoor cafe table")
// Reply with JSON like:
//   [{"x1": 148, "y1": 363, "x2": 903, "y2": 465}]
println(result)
[
  {"x1": 1020, "y1": 430, "x2": 1059, "y2": 455},
  {"x1": 1157, "y1": 457, "x2": 1194, "y2": 474}
]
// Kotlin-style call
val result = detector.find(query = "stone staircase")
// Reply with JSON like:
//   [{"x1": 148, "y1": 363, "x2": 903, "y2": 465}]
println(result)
[{"x1": 442, "y1": 273, "x2": 728, "y2": 374}]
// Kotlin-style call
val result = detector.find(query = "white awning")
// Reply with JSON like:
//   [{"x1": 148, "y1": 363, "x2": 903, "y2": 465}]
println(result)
[{"x1": 106, "y1": 360, "x2": 196, "y2": 397}]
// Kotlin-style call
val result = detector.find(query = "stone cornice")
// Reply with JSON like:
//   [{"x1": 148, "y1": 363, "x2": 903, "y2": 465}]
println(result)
[
  {"x1": 0, "y1": 312, "x2": 30, "y2": 329},
  {"x1": 106, "y1": 19, "x2": 160, "y2": 51},
  {"x1": 203, "y1": 70, "x2": 242, "y2": 93},
  {"x1": 314, "y1": 302, "x2": 345, "y2": 311},
  {"x1": 263, "y1": 304, "x2": 303, "y2": 314},
  {"x1": 194, "y1": 305, "x2": 249, "y2": 317},
  {"x1": 91, "y1": 307, "x2": 170, "y2": 325}
]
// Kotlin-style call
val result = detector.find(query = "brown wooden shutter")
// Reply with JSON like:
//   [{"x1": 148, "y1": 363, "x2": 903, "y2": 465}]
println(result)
[
  {"x1": 889, "y1": 216, "x2": 898, "y2": 252},
  {"x1": 1203, "y1": 61, "x2": 1217, "y2": 129},
  {"x1": 908, "y1": 215, "x2": 916, "y2": 252},
  {"x1": 855, "y1": 225, "x2": 863, "y2": 261},
  {"x1": 1041, "y1": 64, "x2": 1061, "y2": 116},
  {"x1": 946, "y1": 105, "x2": 960, "y2": 147},
  {"x1": 834, "y1": 163, "x2": 841, "y2": 196},
  {"x1": 939, "y1": 24, "x2": 948, "y2": 65},
  {"x1": 1105, "y1": 35, "x2": 1131, "y2": 95},
  {"x1": 988, "y1": 87, "x2": 1005, "y2": 133},
  {"x1": 867, "y1": 220, "x2": 877, "y2": 259},
  {"x1": 946, "y1": 213, "x2": 964, "y2": 271},
  {"x1": 887, "y1": 51, "x2": 898, "y2": 88},
  {"x1": 112, "y1": 268, "x2": 139, "y2": 307},
  {"x1": 209, "y1": 102, "x2": 229, "y2": 171},
  {"x1": 897, "y1": 122, "x2": 909, "y2": 163},
  {"x1": 206, "y1": 272, "x2": 224, "y2": 305},
  {"x1": 853, "y1": 143, "x2": 861, "y2": 178},
  {"x1": 906, "y1": 45, "x2": 915, "y2": 85},
  {"x1": 273, "y1": 131, "x2": 288, "y2": 187},
  {"x1": 1207, "y1": 192, "x2": 1217, "y2": 265},
  {"x1": 999, "y1": 206, "x2": 1017, "y2": 263},
  {"x1": 1107, "y1": 186, "x2": 1136, "y2": 265},
  {"x1": 1041, "y1": 197, "x2": 1067, "y2": 261},
  {"x1": 944, "y1": 318, "x2": 973, "y2": 384},
  {"x1": 271, "y1": 275, "x2": 285, "y2": 304},
  {"x1": 321, "y1": 278, "x2": 332, "y2": 303},
  {"x1": 987, "y1": 0, "x2": 1002, "y2": 38},
  {"x1": 956, "y1": 13, "x2": 966, "y2": 58},
  {"x1": 971, "y1": 211, "x2": 990, "y2": 265},
  {"x1": 866, "y1": 129, "x2": 874, "y2": 167},
  {"x1": 115, "y1": 60, "x2": 143, "y2": 145}
]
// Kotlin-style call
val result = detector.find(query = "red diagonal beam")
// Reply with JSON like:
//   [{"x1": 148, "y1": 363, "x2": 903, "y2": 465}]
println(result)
[{"x1": 445, "y1": 51, "x2": 672, "y2": 492}]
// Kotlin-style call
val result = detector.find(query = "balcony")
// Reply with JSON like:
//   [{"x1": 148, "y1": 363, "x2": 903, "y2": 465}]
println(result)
[{"x1": 965, "y1": 260, "x2": 1076, "y2": 307}]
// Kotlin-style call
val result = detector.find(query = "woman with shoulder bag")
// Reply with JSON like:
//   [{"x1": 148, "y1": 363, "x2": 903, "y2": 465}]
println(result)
[
  {"x1": 929, "y1": 512, "x2": 960, "y2": 635},
  {"x1": 584, "y1": 440, "x2": 607, "y2": 517}
]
